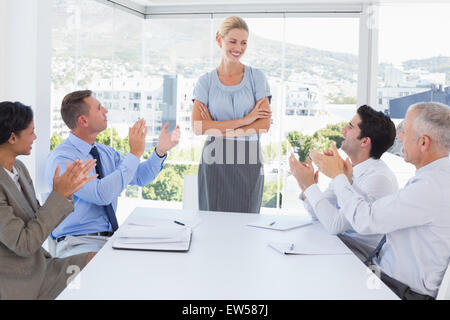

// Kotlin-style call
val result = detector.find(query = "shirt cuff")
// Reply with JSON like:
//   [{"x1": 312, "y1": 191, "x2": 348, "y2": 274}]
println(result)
[
  {"x1": 298, "y1": 192, "x2": 311, "y2": 206},
  {"x1": 303, "y1": 184, "x2": 324, "y2": 209},
  {"x1": 298, "y1": 192, "x2": 305, "y2": 201},
  {"x1": 332, "y1": 174, "x2": 352, "y2": 193},
  {"x1": 148, "y1": 149, "x2": 167, "y2": 169}
]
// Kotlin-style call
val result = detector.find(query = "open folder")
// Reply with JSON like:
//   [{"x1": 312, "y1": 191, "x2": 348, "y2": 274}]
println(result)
[{"x1": 112, "y1": 224, "x2": 192, "y2": 252}]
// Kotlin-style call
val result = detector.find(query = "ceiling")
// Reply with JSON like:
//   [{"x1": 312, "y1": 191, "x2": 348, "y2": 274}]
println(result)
[
  {"x1": 102, "y1": 0, "x2": 446, "y2": 17},
  {"x1": 126, "y1": 0, "x2": 445, "y2": 4}
]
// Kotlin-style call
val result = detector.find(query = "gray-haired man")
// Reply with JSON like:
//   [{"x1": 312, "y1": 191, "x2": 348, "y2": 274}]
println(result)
[{"x1": 310, "y1": 102, "x2": 450, "y2": 300}]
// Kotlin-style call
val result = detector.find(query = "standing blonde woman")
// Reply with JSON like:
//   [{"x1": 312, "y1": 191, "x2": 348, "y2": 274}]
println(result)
[{"x1": 191, "y1": 16, "x2": 272, "y2": 213}]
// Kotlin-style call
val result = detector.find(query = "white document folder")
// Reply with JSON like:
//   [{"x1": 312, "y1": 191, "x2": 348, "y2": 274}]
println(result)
[{"x1": 112, "y1": 224, "x2": 192, "y2": 252}]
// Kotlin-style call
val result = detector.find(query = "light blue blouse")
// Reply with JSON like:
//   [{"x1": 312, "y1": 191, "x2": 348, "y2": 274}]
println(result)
[{"x1": 193, "y1": 65, "x2": 271, "y2": 140}]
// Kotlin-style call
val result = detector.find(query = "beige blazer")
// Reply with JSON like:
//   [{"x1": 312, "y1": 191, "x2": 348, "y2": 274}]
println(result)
[{"x1": 0, "y1": 159, "x2": 87, "y2": 300}]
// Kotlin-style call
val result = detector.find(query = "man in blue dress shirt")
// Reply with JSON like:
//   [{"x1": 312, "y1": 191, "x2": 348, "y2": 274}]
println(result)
[
  {"x1": 45, "y1": 90, "x2": 180, "y2": 257},
  {"x1": 310, "y1": 102, "x2": 450, "y2": 300}
]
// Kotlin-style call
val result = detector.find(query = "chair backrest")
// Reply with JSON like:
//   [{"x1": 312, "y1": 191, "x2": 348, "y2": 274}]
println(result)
[
  {"x1": 182, "y1": 174, "x2": 198, "y2": 211},
  {"x1": 437, "y1": 263, "x2": 450, "y2": 300}
]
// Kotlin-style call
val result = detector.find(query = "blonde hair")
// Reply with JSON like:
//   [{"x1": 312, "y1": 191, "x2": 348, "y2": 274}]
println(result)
[{"x1": 216, "y1": 16, "x2": 249, "y2": 39}]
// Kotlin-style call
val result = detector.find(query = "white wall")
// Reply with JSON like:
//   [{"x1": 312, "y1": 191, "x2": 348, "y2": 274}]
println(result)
[
  {"x1": 0, "y1": 0, "x2": 6, "y2": 100},
  {"x1": 0, "y1": 0, "x2": 52, "y2": 196}
]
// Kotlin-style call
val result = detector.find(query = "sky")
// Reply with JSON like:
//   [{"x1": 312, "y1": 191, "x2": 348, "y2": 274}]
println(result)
[
  {"x1": 378, "y1": 3, "x2": 450, "y2": 64},
  {"x1": 248, "y1": 17, "x2": 359, "y2": 55},
  {"x1": 246, "y1": 3, "x2": 450, "y2": 65}
]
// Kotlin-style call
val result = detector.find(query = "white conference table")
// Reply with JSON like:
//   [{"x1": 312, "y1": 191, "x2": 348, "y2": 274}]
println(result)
[{"x1": 57, "y1": 207, "x2": 398, "y2": 300}]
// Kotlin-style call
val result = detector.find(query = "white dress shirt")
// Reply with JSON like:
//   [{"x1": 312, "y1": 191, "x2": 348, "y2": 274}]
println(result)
[
  {"x1": 3, "y1": 166, "x2": 22, "y2": 192},
  {"x1": 333, "y1": 157, "x2": 450, "y2": 297},
  {"x1": 303, "y1": 158, "x2": 399, "y2": 249}
]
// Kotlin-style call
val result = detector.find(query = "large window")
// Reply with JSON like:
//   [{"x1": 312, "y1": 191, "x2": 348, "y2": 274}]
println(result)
[
  {"x1": 51, "y1": 0, "x2": 363, "y2": 214},
  {"x1": 377, "y1": 3, "x2": 450, "y2": 120},
  {"x1": 259, "y1": 17, "x2": 359, "y2": 213},
  {"x1": 376, "y1": 2, "x2": 450, "y2": 177}
]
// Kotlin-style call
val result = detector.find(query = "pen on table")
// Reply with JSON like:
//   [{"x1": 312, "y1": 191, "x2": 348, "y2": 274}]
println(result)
[
  {"x1": 174, "y1": 220, "x2": 185, "y2": 226},
  {"x1": 269, "y1": 221, "x2": 276, "y2": 226}
]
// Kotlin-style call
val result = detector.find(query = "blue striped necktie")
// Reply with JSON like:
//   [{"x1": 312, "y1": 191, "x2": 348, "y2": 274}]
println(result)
[{"x1": 89, "y1": 146, "x2": 119, "y2": 232}]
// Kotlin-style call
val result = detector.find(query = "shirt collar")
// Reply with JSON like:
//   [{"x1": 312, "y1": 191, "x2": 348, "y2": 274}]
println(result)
[
  {"x1": 352, "y1": 157, "x2": 376, "y2": 179},
  {"x1": 68, "y1": 132, "x2": 96, "y2": 157},
  {"x1": 3, "y1": 165, "x2": 19, "y2": 182},
  {"x1": 416, "y1": 156, "x2": 450, "y2": 176}
]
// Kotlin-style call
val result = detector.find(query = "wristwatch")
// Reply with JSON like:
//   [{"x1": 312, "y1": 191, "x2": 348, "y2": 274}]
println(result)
[{"x1": 155, "y1": 146, "x2": 166, "y2": 158}]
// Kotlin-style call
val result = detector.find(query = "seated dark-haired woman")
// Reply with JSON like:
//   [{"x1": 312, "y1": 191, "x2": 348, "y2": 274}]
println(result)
[{"x1": 0, "y1": 101, "x2": 97, "y2": 300}]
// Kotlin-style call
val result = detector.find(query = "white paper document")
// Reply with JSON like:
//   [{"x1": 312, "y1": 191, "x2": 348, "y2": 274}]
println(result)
[
  {"x1": 113, "y1": 223, "x2": 192, "y2": 252},
  {"x1": 247, "y1": 218, "x2": 312, "y2": 231},
  {"x1": 269, "y1": 242, "x2": 353, "y2": 255},
  {"x1": 127, "y1": 216, "x2": 201, "y2": 229}
]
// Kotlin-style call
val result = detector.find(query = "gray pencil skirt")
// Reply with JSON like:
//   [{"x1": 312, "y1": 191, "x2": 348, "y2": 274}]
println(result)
[{"x1": 198, "y1": 136, "x2": 264, "y2": 213}]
